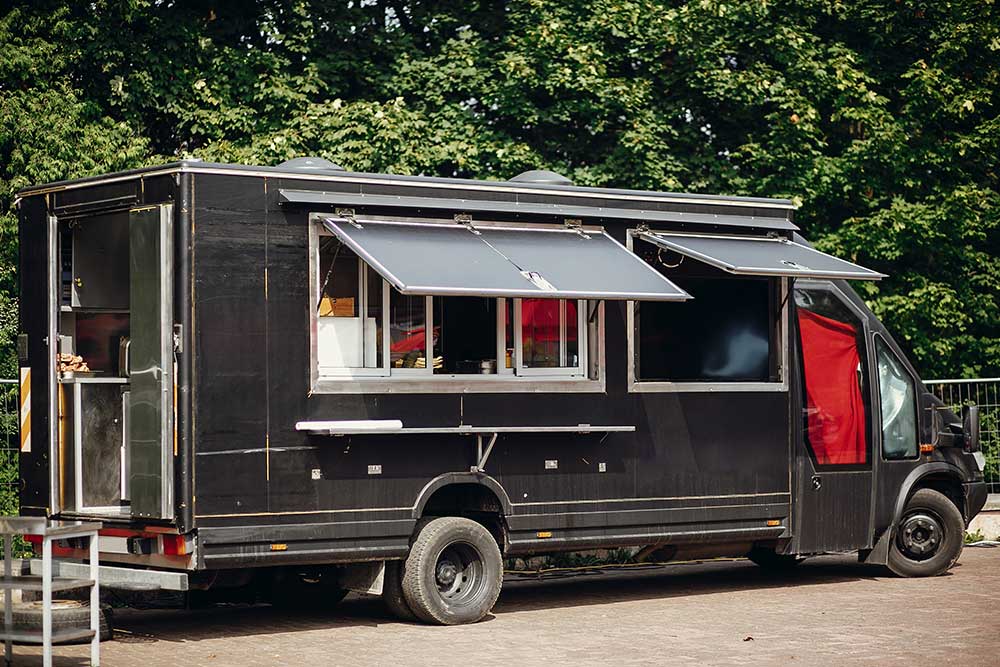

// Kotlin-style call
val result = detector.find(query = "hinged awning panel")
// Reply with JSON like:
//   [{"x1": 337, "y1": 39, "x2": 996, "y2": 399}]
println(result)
[
  {"x1": 322, "y1": 218, "x2": 690, "y2": 300},
  {"x1": 639, "y1": 232, "x2": 885, "y2": 280}
]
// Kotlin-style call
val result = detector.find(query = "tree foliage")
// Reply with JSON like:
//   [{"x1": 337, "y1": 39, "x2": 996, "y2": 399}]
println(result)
[{"x1": 0, "y1": 0, "x2": 998, "y2": 377}]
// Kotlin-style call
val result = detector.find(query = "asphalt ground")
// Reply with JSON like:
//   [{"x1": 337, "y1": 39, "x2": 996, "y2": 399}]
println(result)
[{"x1": 10, "y1": 546, "x2": 1000, "y2": 666}]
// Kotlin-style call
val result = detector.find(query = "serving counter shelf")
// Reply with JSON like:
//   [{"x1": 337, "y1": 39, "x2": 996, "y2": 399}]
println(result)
[{"x1": 296, "y1": 420, "x2": 636, "y2": 472}]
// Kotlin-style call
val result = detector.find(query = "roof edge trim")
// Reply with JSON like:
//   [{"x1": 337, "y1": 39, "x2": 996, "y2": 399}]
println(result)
[{"x1": 17, "y1": 162, "x2": 797, "y2": 212}]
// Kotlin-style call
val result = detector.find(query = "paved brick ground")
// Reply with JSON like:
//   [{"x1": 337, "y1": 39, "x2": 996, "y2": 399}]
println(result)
[{"x1": 9, "y1": 547, "x2": 1000, "y2": 666}]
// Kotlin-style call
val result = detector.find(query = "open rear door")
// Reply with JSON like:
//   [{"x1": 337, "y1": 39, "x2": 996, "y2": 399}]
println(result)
[{"x1": 128, "y1": 205, "x2": 174, "y2": 520}]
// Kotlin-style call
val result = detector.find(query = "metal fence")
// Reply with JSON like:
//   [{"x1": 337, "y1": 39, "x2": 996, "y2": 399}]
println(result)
[
  {"x1": 925, "y1": 378, "x2": 1000, "y2": 495},
  {"x1": 0, "y1": 379, "x2": 19, "y2": 517}
]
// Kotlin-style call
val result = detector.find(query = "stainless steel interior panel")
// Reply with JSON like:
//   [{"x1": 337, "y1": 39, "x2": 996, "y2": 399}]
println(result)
[
  {"x1": 71, "y1": 212, "x2": 130, "y2": 309},
  {"x1": 639, "y1": 232, "x2": 885, "y2": 280},
  {"x1": 128, "y1": 205, "x2": 174, "y2": 519},
  {"x1": 80, "y1": 382, "x2": 125, "y2": 508},
  {"x1": 323, "y1": 218, "x2": 690, "y2": 300}
]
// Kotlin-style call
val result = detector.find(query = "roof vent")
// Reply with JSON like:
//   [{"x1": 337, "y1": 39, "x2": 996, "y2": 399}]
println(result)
[
  {"x1": 508, "y1": 169, "x2": 573, "y2": 186},
  {"x1": 277, "y1": 156, "x2": 346, "y2": 172}
]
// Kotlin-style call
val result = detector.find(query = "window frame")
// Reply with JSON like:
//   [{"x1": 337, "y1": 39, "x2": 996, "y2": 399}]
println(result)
[
  {"x1": 873, "y1": 333, "x2": 921, "y2": 462},
  {"x1": 309, "y1": 218, "x2": 604, "y2": 394},
  {"x1": 511, "y1": 297, "x2": 588, "y2": 377},
  {"x1": 625, "y1": 228, "x2": 789, "y2": 393}
]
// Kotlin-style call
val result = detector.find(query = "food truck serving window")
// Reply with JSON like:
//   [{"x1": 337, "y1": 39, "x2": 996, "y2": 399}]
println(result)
[
  {"x1": 628, "y1": 229, "x2": 884, "y2": 392},
  {"x1": 313, "y1": 224, "x2": 606, "y2": 383},
  {"x1": 628, "y1": 234, "x2": 783, "y2": 389}
]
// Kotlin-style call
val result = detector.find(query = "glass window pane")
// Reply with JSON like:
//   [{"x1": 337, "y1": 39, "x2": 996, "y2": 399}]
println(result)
[
  {"x1": 433, "y1": 297, "x2": 497, "y2": 374},
  {"x1": 522, "y1": 299, "x2": 562, "y2": 368},
  {"x1": 364, "y1": 266, "x2": 383, "y2": 369},
  {"x1": 505, "y1": 299, "x2": 514, "y2": 369},
  {"x1": 566, "y1": 301, "x2": 579, "y2": 368},
  {"x1": 317, "y1": 240, "x2": 363, "y2": 369},
  {"x1": 318, "y1": 239, "x2": 358, "y2": 317},
  {"x1": 796, "y1": 287, "x2": 869, "y2": 465},
  {"x1": 637, "y1": 277, "x2": 771, "y2": 381},
  {"x1": 431, "y1": 297, "x2": 444, "y2": 372},
  {"x1": 876, "y1": 339, "x2": 919, "y2": 459},
  {"x1": 390, "y1": 290, "x2": 428, "y2": 369}
]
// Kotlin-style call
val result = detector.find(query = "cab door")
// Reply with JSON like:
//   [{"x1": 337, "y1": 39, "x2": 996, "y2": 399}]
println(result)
[
  {"x1": 128, "y1": 205, "x2": 174, "y2": 520},
  {"x1": 791, "y1": 281, "x2": 875, "y2": 553}
]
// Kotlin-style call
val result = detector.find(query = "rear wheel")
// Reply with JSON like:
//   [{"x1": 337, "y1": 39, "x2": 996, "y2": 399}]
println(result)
[
  {"x1": 747, "y1": 546, "x2": 803, "y2": 570},
  {"x1": 888, "y1": 488, "x2": 964, "y2": 577},
  {"x1": 401, "y1": 517, "x2": 503, "y2": 625}
]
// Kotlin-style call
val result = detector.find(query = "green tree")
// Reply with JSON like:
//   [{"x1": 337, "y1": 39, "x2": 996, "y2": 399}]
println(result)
[{"x1": 0, "y1": 0, "x2": 997, "y2": 378}]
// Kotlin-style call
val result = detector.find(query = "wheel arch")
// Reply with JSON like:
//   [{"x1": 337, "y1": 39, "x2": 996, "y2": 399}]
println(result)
[
  {"x1": 412, "y1": 472, "x2": 513, "y2": 519},
  {"x1": 892, "y1": 463, "x2": 968, "y2": 526},
  {"x1": 411, "y1": 472, "x2": 513, "y2": 554}
]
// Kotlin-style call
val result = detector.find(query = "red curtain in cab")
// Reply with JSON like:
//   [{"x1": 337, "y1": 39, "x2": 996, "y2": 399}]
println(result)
[{"x1": 797, "y1": 308, "x2": 867, "y2": 465}]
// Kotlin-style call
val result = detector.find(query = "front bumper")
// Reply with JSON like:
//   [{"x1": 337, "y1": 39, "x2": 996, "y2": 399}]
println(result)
[{"x1": 964, "y1": 481, "x2": 988, "y2": 525}]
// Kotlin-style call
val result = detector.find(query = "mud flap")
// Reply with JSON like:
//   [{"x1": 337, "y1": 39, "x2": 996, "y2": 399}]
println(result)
[
  {"x1": 859, "y1": 528, "x2": 891, "y2": 565},
  {"x1": 340, "y1": 561, "x2": 385, "y2": 595}
]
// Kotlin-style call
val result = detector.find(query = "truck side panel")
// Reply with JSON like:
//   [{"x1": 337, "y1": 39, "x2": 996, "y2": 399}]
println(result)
[{"x1": 191, "y1": 173, "x2": 791, "y2": 566}]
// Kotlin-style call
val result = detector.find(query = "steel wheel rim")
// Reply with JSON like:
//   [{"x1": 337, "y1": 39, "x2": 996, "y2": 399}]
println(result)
[
  {"x1": 897, "y1": 510, "x2": 944, "y2": 561},
  {"x1": 433, "y1": 542, "x2": 486, "y2": 608}
]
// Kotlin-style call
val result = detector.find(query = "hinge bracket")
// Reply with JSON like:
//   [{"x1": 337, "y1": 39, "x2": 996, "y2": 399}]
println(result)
[
  {"x1": 455, "y1": 213, "x2": 481, "y2": 235},
  {"x1": 336, "y1": 208, "x2": 362, "y2": 229},
  {"x1": 564, "y1": 218, "x2": 591, "y2": 239}
]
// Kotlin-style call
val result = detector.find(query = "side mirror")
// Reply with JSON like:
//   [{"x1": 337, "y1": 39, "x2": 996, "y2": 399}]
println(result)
[{"x1": 963, "y1": 405, "x2": 981, "y2": 453}]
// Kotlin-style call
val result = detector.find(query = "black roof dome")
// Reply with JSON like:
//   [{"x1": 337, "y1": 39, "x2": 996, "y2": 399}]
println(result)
[
  {"x1": 277, "y1": 156, "x2": 346, "y2": 172},
  {"x1": 508, "y1": 169, "x2": 573, "y2": 186}
]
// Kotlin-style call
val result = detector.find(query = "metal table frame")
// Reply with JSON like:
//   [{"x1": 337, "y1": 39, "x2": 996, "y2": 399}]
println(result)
[
  {"x1": 295, "y1": 422, "x2": 636, "y2": 472},
  {"x1": 0, "y1": 518, "x2": 101, "y2": 667}
]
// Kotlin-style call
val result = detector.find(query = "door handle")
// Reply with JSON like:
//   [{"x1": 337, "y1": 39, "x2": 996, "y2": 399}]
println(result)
[{"x1": 811, "y1": 475, "x2": 822, "y2": 491}]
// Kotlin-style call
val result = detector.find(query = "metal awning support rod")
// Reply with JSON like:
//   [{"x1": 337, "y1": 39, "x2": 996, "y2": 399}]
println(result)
[{"x1": 473, "y1": 433, "x2": 500, "y2": 473}]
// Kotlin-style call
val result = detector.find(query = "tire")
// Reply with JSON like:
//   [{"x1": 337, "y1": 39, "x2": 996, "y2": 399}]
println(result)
[
  {"x1": 11, "y1": 600, "x2": 112, "y2": 644},
  {"x1": 747, "y1": 546, "x2": 803, "y2": 570},
  {"x1": 382, "y1": 560, "x2": 417, "y2": 621},
  {"x1": 401, "y1": 517, "x2": 503, "y2": 625},
  {"x1": 888, "y1": 488, "x2": 964, "y2": 577}
]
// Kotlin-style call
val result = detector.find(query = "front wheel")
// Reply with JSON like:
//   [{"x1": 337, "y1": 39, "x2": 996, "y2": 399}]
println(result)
[
  {"x1": 888, "y1": 488, "x2": 964, "y2": 577},
  {"x1": 401, "y1": 516, "x2": 503, "y2": 625}
]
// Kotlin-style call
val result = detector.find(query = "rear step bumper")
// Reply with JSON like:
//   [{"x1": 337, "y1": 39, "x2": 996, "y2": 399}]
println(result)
[{"x1": 28, "y1": 559, "x2": 189, "y2": 591}]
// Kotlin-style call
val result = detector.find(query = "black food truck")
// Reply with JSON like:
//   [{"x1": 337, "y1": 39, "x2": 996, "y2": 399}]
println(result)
[{"x1": 16, "y1": 158, "x2": 988, "y2": 625}]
